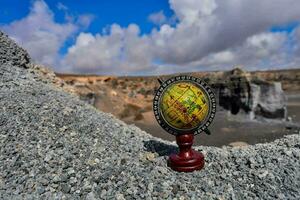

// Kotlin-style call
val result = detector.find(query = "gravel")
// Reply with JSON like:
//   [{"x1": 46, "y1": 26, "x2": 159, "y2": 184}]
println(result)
[{"x1": 1, "y1": 31, "x2": 300, "y2": 199}]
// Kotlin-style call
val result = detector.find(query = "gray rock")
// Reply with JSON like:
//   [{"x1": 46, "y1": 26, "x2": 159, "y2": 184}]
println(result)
[
  {"x1": 218, "y1": 68, "x2": 287, "y2": 119},
  {"x1": 252, "y1": 82, "x2": 287, "y2": 119},
  {"x1": 61, "y1": 183, "x2": 71, "y2": 193},
  {"x1": 86, "y1": 192, "x2": 97, "y2": 200},
  {"x1": 36, "y1": 186, "x2": 45, "y2": 195}
]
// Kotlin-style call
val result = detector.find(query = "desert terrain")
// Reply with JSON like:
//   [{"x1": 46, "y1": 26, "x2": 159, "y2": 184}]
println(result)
[{"x1": 56, "y1": 69, "x2": 300, "y2": 147}]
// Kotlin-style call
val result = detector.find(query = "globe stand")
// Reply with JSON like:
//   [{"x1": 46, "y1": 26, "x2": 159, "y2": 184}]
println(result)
[{"x1": 168, "y1": 133, "x2": 204, "y2": 172}]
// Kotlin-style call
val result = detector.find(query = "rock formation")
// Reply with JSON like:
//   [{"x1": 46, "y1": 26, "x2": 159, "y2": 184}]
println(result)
[
  {"x1": 58, "y1": 67, "x2": 291, "y2": 123},
  {"x1": 1, "y1": 31, "x2": 300, "y2": 199},
  {"x1": 218, "y1": 68, "x2": 287, "y2": 119}
]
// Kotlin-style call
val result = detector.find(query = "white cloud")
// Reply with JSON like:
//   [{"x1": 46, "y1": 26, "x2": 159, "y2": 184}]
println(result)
[
  {"x1": 245, "y1": 33, "x2": 286, "y2": 59},
  {"x1": 2, "y1": 0, "x2": 300, "y2": 75},
  {"x1": 150, "y1": 0, "x2": 300, "y2": 67},
  {"x1": 56, "y1": 2, "x2": 94, "y2": 28},
  {"x1": 62, "y1": 24, "x2": 154, "y2": 75},
  {"x1": 148, "y1": 11, "x2": 167, "y2": 25},
  {"x1": 2, "y1": 0, "x2": 77, "y2": 68},
  {"x1": 197, "y1": 32, "x2": 289, "y2": 70},
  {"x1": 148, "y1": 10, "x2": 177, "y2": 27},
  {"x1": 170, "y1": 0, "x2": 217, "y2": 24},
  {"x1": 64, "y1": 0, "x2": 300, "y2": 74},
  {"x1": 1, "y1": 0, "x2": 94, "y2": 70},
  {"x1": 293, "y1": 27, "x2": 300, "y2": 55},
  {"x1": 57, "y1": 2, "x2": 68, "y2": 11},
  {"x1": 77, "y1": 14, "x2": 94, "y2": 28}
]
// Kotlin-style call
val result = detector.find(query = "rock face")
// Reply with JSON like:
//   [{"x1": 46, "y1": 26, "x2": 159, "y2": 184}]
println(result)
[
  {"x1": 218, "y1": 68, "x2": 287, "y2": 119},
  {"x1": 251, "y1": 81, "x2": 287, "y2": 119},
  {"x1": 1, "y1": 31, "x2": 300, "y2": 199}
]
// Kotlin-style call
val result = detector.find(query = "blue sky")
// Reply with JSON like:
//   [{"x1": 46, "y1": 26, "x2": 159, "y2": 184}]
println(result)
[
  {"x1": 0, "y1": 0, "x2": 174, "y2": 33},
  {"x1": 1, "y1": 0, "x2": 300, "y2": 75}
]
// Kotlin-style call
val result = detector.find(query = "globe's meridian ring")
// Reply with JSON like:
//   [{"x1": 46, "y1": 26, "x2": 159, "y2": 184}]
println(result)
[{"x1": 153, "y1": 75, "x2": 216, "y2": 136}]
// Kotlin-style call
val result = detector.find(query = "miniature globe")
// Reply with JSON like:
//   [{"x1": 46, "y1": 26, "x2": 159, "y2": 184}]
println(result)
[
  {"x1": 153, "y1": 75, "x2": 216, "y2": 135},
  {"x1": 159, "y1": 81, "x2": 210, "y2": 131}
]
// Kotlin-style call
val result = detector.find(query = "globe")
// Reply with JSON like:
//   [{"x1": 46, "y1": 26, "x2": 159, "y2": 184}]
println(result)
[
  {"x1": 159, "y1": 82, "x2": 210, "y2": 130},
  {"x1": 153, "y1": 75, "x2": 216, "y2": 135}
]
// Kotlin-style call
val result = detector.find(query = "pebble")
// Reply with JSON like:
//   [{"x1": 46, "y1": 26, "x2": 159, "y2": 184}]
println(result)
[{"x1": 61, "y1": 183, "x2": 71, "y2": 193}]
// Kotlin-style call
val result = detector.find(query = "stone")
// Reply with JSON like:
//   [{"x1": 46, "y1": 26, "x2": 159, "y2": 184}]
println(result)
[
  {"x1": 257, "y1": 170, "x2": 269, "y2": 179},
  {"x1": 145, "y1": 152, "x2": 156, "y2": 161},
  {"x1": 86, "y1": 192, "x2": 97, "y2": 200},
  {"x1": 52, "y1": 175, "x2": 61, "y2": 183},
  {"x1": 252, "y1": 82, "x2": 287, "y2": 119},
  {"x1": 36, "y1": 187, "x2": 45, "y2": 194},
  {"x1": 218, "y1": 68, "x2": 287, "y2": 119},
  {"x1": 44, "y1": 153, "x2": 52, "y2": 162},
  {"x1": 115, "y1": 193, "x2": 126, "y2": 200},
  {"x1": 61, "y1": 183, "x2": 71, "y2": 193},
  {"x1": 229, "y1": 141, "x2": 249, "y2": 147}
]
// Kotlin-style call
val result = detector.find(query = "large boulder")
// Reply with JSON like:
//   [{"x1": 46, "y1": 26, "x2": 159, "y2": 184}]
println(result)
[
  {"x1": 218, "y1": 68, "x2": 287, "y2": 120},
  {"x1": 251, "y1": 81, "x2": 287, "y2": 119}
]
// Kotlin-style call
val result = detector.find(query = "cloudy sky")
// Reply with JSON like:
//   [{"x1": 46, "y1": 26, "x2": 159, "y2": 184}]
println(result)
[{"x1": 1, "y1": 0, "x2": 300, "y2": 75}]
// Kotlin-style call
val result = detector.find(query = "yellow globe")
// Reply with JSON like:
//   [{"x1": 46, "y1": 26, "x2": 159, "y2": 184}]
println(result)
[{"x1": 159, "y1": 82, "x2": 210, "y2": 130}]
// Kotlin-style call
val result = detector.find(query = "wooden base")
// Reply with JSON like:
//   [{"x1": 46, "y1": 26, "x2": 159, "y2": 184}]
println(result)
[{"x1": 168, "y1": 134, "x2": 204, "y2": 172}]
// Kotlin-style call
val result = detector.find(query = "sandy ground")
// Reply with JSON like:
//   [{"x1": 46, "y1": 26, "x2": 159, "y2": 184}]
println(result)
[{"x1": 124, "y1": 92, "x2": 300, "y2": 147}]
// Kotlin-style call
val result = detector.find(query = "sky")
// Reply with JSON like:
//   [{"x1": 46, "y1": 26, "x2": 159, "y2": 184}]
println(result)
[{"x1": 1, "y1": 0, "x2": 300, "y2": 75}]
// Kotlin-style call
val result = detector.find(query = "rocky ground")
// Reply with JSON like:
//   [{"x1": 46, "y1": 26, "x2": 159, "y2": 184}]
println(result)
[{"x1": 1, "y1": 31, "x2": 300, "y2": 199}]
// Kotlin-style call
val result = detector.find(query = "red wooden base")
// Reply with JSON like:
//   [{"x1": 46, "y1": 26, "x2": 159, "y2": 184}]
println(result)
[{"x1": 168, "y1": 134, "x2": 204, "y2": 172}]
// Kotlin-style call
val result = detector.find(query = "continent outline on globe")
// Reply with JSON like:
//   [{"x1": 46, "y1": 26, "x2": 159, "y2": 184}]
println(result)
[{"x1": 153, "y1": 75, "x2": 216, "y2": 135}]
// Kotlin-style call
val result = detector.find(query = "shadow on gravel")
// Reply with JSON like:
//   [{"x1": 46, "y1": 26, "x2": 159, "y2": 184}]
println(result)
[{"x1": 143, "y1": 140, "x2": 178, "y2": 156}]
